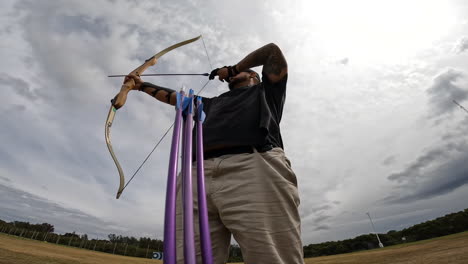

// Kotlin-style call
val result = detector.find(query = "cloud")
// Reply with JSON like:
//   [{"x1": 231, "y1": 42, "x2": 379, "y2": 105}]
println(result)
[
  {"x1": 313, "y1": 224, "x2": 331, "y2": 231},
  {"x1": 300, "y1": 203, "x2": 334, "y2": 219},
  {"x1": 384, "y1": 141, "x2": 468, "y2": 204},
  {"x1": 382, "y1": 156, "x2": 396, "y2": 166},
  {"x1": 441, "y1": 115, "x2": 468, "y2": 141},
  {"x1": 338, "y1": 57, "x2": 349, "y2": 65},
  {"x1": 0, "y1": 183, "x2": 124, "y2": 238},
  {"x1": 300, "y1": 203, "x2": 336, "y2": 233},
  {"x1": 383, "y1": 154, "x2": 468, "y2": 204},
  {"x1": 426, "y1": 68, "x2": 468, "y2": 117},
  {"x1": 387, "y1": 142, "x2": 465, "y2": 182},
  {"x1": 454, "y1": 37, "x2": 468, "y2": 54},
  {"x1": 0, "y1": 176, "x2": 11, "y2": 183},
  {"x1": 0, "y1": 73, "x2": 43, "y2": 101},
  {"x1": 383, "y1": 102, "x2": 468, "y2": 205},
  {"x1": 314, "y1": 214, "x2": 332, "y2": 223}
]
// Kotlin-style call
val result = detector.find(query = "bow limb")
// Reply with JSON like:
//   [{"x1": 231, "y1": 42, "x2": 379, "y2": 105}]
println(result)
[
  {"x1": 105, "y1": 106, "x2": 124, "y2": 198},
  {"x1": 106, "y1": 35, "x2": 202, "y2": 199}
]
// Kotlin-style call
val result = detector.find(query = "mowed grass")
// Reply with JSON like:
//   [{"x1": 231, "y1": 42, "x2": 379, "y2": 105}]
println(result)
[
  {"x1": 301, "y1": 231, "x2": 468, "y2": 264},
  {"x1": 0, "y1": 233, "x2": 161, "y2": 264},
  {"x1": 232, "y1": 231, "x2": 468, "y2": 264},
  {"x1": 1, "y1": 232, "x2": 468, "y2": 264}
]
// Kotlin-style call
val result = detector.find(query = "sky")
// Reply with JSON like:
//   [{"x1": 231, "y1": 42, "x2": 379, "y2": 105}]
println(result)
[{"x1": 1, "y1": 0, "x2": 467, "y2": 245}]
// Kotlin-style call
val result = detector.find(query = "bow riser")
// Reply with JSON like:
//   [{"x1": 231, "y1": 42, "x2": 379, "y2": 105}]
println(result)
[{"x1": 112, "y1": 58, "x2": 158, "y2": 109}]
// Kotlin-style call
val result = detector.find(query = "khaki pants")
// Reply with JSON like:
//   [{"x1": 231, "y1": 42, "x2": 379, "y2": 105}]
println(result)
[{"x1": 176, "y1": 147, "x2": 304, "y2": 264}]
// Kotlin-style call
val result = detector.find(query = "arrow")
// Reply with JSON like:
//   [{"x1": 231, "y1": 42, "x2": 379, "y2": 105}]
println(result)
[{"x1": 108, "y1": 73, "x2": 209, "y2": 78}]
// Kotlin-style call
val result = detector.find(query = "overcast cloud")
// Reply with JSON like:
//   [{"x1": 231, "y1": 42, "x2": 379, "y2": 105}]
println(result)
[{"x1": 1, "y1": 0, "x2": 468, "y2": 245}]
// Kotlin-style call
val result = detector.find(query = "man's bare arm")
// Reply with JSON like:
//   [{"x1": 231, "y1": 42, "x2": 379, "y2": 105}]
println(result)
[{"x1": 236, "y1": 43, "x2": 288, "y2": 83}]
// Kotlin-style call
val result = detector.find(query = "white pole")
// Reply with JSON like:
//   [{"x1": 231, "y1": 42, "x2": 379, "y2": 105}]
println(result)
[{"x1": 366, "y1": 212, "x2": 384, "y2": 248}]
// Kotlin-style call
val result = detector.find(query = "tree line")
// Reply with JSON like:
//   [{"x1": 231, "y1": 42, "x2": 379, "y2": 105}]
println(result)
[
  {"x1": 0, "y1": 223, "x2": 163, "y2": 258},
  {"x1": 303, "y1": 208, "x2": 468, "y2": 258},
  {"x1": 1, "y1": 208, "x2": 466, "y2": 261},
  {"x1": 0, "y1": 219, "x2": 242, "y2": 261}
]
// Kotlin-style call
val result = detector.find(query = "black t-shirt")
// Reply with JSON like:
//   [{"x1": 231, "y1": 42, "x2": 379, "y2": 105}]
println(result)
[{"x1": 200, "y1": 73, "x2": 287, "y2": 150}]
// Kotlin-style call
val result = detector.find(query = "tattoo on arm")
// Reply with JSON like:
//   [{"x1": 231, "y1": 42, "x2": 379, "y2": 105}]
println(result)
[
  {"x1": 236, "y1": 43, "x2": 287, "y2": 82},
  {"x1": 140, "y1": 82, "x2": 176, "y2": 105},
  {"x1": 263, "y1": 46, "x2": 287, "y2": 76}
]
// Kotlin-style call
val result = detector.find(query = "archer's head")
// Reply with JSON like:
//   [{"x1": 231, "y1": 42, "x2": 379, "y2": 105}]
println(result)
[{"x1": 228, "y1": 69, "x2": 261, "y2": 90}]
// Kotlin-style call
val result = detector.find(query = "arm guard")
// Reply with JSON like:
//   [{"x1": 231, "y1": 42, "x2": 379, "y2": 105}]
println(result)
[{"x1": 140, "y1": 82, "x2": 175, "y2": 103}]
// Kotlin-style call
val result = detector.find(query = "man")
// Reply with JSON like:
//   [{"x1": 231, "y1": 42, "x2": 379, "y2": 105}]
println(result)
[{"x1": 126, "y1": 43, "x2": 303, "y2": 264}]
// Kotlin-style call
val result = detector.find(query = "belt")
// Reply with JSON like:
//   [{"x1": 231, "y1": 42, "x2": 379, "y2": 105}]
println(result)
[{"x1": 196, "y1": 144, "x2": 274, "y2": 161}]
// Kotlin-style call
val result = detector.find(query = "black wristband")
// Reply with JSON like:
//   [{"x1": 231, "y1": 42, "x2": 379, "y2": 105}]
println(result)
[
  {"x1": 227, "y1": 65, "x2": 239, "y2": 78},
  {"x1": 208, "y1": 65, "x2": 240, "y2": 82},
  {"x1": 231, "y1": 65, "x2": 240, "y2": 75}
]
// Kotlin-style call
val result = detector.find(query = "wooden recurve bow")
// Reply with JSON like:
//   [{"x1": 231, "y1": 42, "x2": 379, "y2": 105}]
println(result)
[{"x1": 105, "y1": 36, "x2": 202, "y2": 199}]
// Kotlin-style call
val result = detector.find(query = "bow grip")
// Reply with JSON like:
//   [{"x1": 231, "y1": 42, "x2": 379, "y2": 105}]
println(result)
[{"x1": 112, "y1": 81, "x2": 134, "y2": 109}]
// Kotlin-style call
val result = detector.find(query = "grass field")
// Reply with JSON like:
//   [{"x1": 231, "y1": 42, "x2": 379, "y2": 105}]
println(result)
[{"x1": 1, "y1": 232, "x2": 468, "y2": 264}]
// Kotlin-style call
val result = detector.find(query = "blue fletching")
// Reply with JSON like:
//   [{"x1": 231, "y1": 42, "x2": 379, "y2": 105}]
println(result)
[
  {"x1": 176, "y1": 92, "x2": 183, "y2": 110},
  {"x1": 196, "y1": 97, "x2": 206, "y2": 122},
  {"x1": 182, "y1": 97, "x2": 193, "y2": 115}
]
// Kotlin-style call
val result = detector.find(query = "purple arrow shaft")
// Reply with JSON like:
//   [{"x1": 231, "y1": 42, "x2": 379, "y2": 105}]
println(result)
[
  {"x1": 196, "y1": 103, "x2": 213, "y2": 264},
  {"x1": 182, "y1": 92, "x2": 196, "y2": 264},
  {"x1": 163, "y1": 91, "x2": 184, "y2": 264}
]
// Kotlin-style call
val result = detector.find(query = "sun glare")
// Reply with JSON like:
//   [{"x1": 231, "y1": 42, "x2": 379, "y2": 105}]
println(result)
[{"x1": 299, "y1": 0, "x2": 456, "y2": 65}]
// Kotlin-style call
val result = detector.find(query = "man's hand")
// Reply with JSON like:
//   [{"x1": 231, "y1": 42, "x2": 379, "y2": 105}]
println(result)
[
  {"x1": 209, "y1": 65, "x2": 239, "y2": 82},
  {"x1": 124, "y1": 73, "x2": 144, "y2": 90},
  {"x1": 209, "y1": 67, "x2": 228, "y2": 82}
]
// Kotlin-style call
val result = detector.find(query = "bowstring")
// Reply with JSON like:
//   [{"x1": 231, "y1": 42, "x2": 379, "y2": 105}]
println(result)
[
  {"x1": 120, "y1": 36, "x2": 213, "y2": 194},
  {"x1": 201, "y1": 37, "x2": 213, "y2": 70}
]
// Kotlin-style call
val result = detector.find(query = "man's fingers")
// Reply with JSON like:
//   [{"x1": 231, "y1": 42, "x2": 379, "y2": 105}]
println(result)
[
  {"x1": 209, "y1": 68, "x2": 220, "y2": 80},
  {"x1": 123, "y1": 74, "x2": 143, "y2": 90},
  {"x1": 124, "y1": 75, "x2": 134, "y2": 83},
  {"x1": 128, "y1": 73, "x2": 140, "y2": 80},
  {"x1": 210, "y1": 66, "x2": 234, "y2": 82},
  {"x1": 126, "y1": 74, "x2": 143, "y2": 83}
]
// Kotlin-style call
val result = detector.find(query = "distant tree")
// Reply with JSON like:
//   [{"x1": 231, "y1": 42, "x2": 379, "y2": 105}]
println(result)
[
  {"x1": 63, "y1": 232, "x2": 80, "y2": 239},
  {"x1": 40, "y1": 223, "x2": 54, "y2": 233},
  {"x1": 108, "y1": 233, "x2": 117, "y2": 242},
  {"x1": 228, "y1": 244, "x2": 243, "y2": 262}
]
